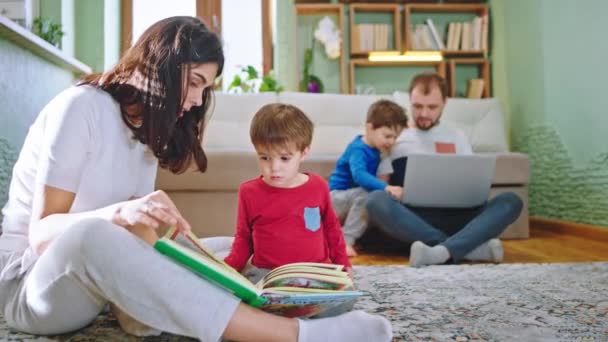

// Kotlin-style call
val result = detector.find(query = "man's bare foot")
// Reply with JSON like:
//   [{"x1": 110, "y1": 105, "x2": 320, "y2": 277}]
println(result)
[{"x1": 346, "y1": 244, "x2": 358, "y2": 257}]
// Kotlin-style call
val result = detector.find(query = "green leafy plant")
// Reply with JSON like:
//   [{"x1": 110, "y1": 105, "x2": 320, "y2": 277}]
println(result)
[
  {"x1": 32, "y1": 17, "x2": 65, "y2": 47},
  {"x1": 299, "y1": 47, "x2": 324, "y2": 93},
  {"x1": 227, "y1": 65, "x2": 284, "y2": 94}
]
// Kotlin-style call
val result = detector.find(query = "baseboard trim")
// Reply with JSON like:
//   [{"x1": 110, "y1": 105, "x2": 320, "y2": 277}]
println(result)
[{"x1": 531, "y1": 217, "x2": 608, "y2": 242}]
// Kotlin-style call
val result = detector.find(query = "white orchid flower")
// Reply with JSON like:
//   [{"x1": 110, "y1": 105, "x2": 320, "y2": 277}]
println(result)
[{"x1": 314, "y1": 16, "x2": 341, "y2": 59}]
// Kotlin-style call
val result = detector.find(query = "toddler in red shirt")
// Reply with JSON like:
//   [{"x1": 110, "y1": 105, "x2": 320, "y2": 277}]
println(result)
[{"x1": 224, "y1": 103, "x2": 352, "y2": 280}]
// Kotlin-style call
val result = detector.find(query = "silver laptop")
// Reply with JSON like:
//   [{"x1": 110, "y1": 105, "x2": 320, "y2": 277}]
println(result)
[{"x1": 401, "y1": 154, "x2": 496, "y2": 208}]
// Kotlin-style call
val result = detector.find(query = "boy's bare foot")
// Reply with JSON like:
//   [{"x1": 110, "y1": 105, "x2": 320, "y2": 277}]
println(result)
[{"x1": 346, "y1": 244, "x2": 358, "y2": 257}]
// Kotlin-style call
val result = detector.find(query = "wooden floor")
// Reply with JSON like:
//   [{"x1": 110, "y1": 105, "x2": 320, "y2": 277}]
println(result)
[{"x1": 351, "y1": 218, "x2": 608, "y2": 266}]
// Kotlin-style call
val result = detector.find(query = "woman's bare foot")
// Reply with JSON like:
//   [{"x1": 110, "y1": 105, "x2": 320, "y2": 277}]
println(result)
[
  {"x1": 111, "y1": 304, "x2": 161, "y2": 336},
  {"x1": 346, "y1": 244, "x2": 358, "y2": 257}
]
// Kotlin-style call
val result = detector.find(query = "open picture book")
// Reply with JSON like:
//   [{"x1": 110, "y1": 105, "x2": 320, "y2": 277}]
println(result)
[{"x1": 154, "y1": 227, "x2": 362, "y2": 318}]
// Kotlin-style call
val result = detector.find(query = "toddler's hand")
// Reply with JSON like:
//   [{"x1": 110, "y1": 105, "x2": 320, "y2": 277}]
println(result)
[
  {"x1": 385, "y1": 185, "x2": 403, "y2": 200},
  {"x1": 346, "y1": 267, "x2": 354, "y2": 280},
  {"x1": 346, "y1": 244, "x2": 358, "y2": 257}
]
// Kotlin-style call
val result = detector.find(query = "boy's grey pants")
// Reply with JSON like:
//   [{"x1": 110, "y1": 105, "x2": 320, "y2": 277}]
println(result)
[
  {"x1": 0, "y1": 219, "x2": 240, "y2": 341},
  {"x1": 330, "y1": 187, "x2": 369, "y2": 245}
]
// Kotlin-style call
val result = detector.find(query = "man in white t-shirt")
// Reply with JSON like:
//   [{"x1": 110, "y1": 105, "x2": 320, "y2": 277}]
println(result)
[{"x1": 366, "y1": 73, "x2": 523, "y2": 267}]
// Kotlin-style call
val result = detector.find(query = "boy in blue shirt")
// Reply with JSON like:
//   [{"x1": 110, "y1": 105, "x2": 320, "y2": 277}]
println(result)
[{"x1": 329, "y1": 99, "x2": 408, "y2": 256}]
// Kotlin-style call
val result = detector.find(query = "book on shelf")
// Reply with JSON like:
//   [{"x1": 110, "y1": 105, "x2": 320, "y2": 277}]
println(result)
[
  {"x1": 374, "y1": 24, "x2": 382, "y2": 50},
  {"x1": 425, "y1": 18, "x2": 445, "y2": 50},
  {"x1": 466, "y1": 78, "x2": 485, "y2": 99},
  {"x1": 154, "y1": 227, "x2": 362, "y2": 318},
  {"x1": 408, "y1": 24, "x2": 418, "y2": 50},
  {"x1": 453, "y1": 22, "x2": 463, "y2": 51},
  {"x1": 461, "y1": 22, "x2": 471, "y2": 51},
  {"x1": 443, "y1": 15, "x2": 488, "y2": 52},
  {"x1": 414, "y1": 24, "x2": 435, "y2": 50},
  {"x1": 472, "y1": 16, "x2": 482, "y2": 50},
  {"x1": 352, "y1": 24, "x2": 361, "y2": 51},
  {"x1": 355, "y1": 23, "x2": 389, "y2": 51},
  {"x1": 480, "y1": 14, "x2": 488, "y2": 52},
  {"x1": 446, "y1": 22, "x2": 455, "y2": 50}
]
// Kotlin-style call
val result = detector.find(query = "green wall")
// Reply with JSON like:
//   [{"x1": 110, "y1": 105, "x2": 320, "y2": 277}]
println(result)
[
  {"x1": 75, "y1": 0, "x2": 105, "y2": 72},
  {"x1": 492, "y1": 0, "x2": 608, "y2": 226},
  {"x1": 39, "y1": 0, "x2": 62, "y2": 27},
  {"x1": 77, "y1": 0, "x2": 121, "y2": 72},
  {"x1": 274, "y1": 0, "x2": 297, "y2": 91}
]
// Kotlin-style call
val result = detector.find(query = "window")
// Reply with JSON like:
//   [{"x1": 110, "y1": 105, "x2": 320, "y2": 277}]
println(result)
[
  {"x1": 221, "y1": 0, "x2": 263, "y2": 91},
  {"x1": 131, "y1": 0, "x2": 197, "y2": 45},
  {"x1": 122, "y1": 0, "x2": 270, "y2": 92}
]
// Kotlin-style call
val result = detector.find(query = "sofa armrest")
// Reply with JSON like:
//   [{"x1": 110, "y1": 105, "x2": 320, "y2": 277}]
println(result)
[
  {"x1": 491, "y1": 152, "x2": 529, "y2": 185},
  {"x1": 156, "y1": 150, "x2": 259, "y2": 192}
]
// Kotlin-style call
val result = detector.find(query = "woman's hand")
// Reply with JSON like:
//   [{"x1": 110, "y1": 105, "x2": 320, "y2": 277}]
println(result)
[{"x1": 113, "y1": 190, "x2": 192, "y2": 233}]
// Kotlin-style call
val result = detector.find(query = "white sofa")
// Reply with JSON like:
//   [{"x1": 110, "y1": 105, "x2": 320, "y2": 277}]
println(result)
[{"x1": 156, "y1": 91, "x2": 529, "y2": 239}]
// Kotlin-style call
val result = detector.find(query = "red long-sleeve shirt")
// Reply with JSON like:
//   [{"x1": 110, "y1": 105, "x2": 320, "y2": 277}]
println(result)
[{"x1": 224, "y1": 173, "x2": 351, "y2": 271}]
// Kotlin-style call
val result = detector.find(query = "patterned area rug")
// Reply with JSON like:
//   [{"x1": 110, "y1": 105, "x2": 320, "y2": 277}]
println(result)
[{"x1": 1, "y1": 262, "x2": 607, "y2": 341}]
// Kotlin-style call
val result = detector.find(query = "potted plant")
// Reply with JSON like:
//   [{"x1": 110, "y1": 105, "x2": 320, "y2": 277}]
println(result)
[
  {"x1": 32, "y1": 17, "x2": 65, "y2": 47},
  {"x1": 227, "y1": 65, "x2": 284, "y2": 94},
  {"x1": 299, "y1": 16, "x2": 341, "y2": 93}
]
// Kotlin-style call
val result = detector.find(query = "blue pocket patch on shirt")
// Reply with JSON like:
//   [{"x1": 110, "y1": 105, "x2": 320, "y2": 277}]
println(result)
[{"x1": 303, "y1": 207, "x2": 321, "y2": 232}]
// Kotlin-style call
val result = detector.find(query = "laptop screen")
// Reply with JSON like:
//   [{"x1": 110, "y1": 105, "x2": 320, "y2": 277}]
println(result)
[{"x1": 388, "y1": 156, "x2": 408, "y2": 187}]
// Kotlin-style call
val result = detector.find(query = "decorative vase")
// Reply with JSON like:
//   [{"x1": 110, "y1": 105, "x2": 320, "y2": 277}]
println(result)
[{"x1": 307, "y1": 81, "x2": 320, "y2": 93}]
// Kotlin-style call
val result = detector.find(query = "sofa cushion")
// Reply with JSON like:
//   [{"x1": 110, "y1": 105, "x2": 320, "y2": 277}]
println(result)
[
  {"x1": 212, "y1": 92, "x2": 278, "y2": 122},
  {"x1": 203, "y1": 92, "x2": 278, "y2": 150},
  {"x1": 311, "y1": 126, "x2": 364, "y2": 155},
  {"x1": 203, "y1": 121, "x2": 255, "y2": 151},
  {"x1": 278, "y1": 92, "x2": 378, "y2": 126},
  {"x1": 279, "y1": 92, "x2": 398, "y2": 156},
  {"x1": 392, "y1": 91, "x2": 509, "y2": 153},
  {"x1": 444, "y1": 98, "x2": 509, "y2": 153}
]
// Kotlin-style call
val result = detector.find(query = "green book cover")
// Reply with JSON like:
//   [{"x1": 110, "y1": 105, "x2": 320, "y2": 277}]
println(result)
[{"x1": 154, "y1": 238, "x2": 266, "y2": 307}]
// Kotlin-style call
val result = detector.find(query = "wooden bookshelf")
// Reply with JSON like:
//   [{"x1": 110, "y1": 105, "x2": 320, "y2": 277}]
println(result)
[
  {"x1": 350, "y1": 58, "x2": 445, "y2": 94},
  {"x1": 349, "y1": 4, "x2": 401, "y2": 55},
  {"x1": 291, "y1": 2, "x2": 492, "y2": 96},
  {"x1": 448, "y1": 58, "x2": 490, "y2": 98},
  {"x1": 295, "y1": 4, "x2": 347, "y2": 94},
  {"x1": 404, "y1": 3, "x2": 489, "y2": 56}
]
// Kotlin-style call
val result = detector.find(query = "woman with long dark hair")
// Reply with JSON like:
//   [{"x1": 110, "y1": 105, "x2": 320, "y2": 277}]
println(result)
[{"x1": 0, "y1": 16, "x2": 392, "y2": 341}]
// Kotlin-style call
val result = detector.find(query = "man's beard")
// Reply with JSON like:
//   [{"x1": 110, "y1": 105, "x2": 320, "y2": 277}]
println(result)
[{"x1": 415, "y1": 117, "x2": 440, "y2": 131}]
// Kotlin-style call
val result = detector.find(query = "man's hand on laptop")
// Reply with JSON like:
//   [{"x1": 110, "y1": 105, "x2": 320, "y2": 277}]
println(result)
[{"x1": 385, "y1": 185, "x2": 403, "y2": 200}]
